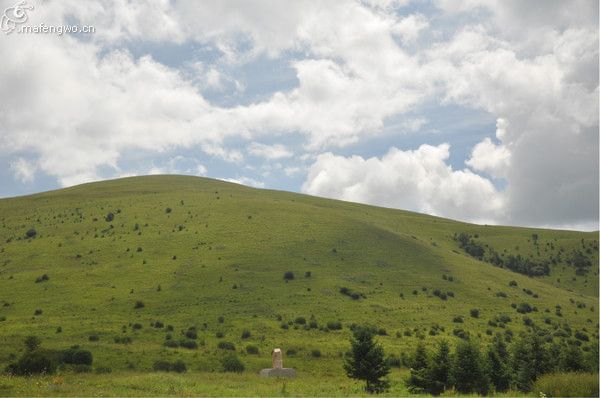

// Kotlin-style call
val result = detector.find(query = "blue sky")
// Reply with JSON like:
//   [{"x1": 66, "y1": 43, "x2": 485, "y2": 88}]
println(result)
[{"x1": 0, "y1": 0, "x2": 597, "y2": 230}]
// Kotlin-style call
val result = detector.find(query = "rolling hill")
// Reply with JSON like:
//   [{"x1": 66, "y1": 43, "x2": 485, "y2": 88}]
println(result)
[{"x1": 0, "y1": 175, "x2": 597, "y2": 395}]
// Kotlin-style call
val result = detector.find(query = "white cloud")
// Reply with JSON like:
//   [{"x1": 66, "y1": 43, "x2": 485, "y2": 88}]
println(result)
[
  {"x1": 10, "y1": 158, "x2": 37, "y2": 183},
  {"x1": 221, "y1": 176, "x2": 265, "y2": 188},
  {"x1": 303, "y1": 144, "x2": 504, "y2": 224},
  {"x1": 247, "y1": 142, "x2": 293, "y2": 159},
  {"x1": 0, "y1": 0, "x2": 596, "y2": 229}
]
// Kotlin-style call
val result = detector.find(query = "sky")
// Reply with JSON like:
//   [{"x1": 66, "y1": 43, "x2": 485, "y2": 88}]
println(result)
[{"x1": 0, "y1": 0, "x2": 598, "y2": 230}]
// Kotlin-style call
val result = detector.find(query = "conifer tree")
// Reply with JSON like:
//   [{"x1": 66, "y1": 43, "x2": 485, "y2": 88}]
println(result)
[
  {"x1": 450, "y1": 340, "x2": 490, "y2": 395},
  {"x1": 428, "y1": 340, "x2": 451, "y2": 395},
  {"x1": 485, "y1": 334, "x2": 511, "y2": 392},
  {"x1": 406, "y1": 342, "x2": 430, "y2": 393},
  {"x1": 344, "y1": 326, "x2": 390, "y2": 393}
]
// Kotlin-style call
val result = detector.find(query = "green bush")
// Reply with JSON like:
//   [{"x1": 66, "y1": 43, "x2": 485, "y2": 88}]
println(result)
[
  {"x1": 62, "y1": 347, "x2": 93, "y2": 365},
  {"x1": 327, "y1": 321, "x2": 342, "y2": 330},
  {"x1": 241, "y1": 330, "x2": 251, "y2": 339},
  {"x1": 283, "y1": 271, "x2": 294, "y2": 280},
  {"x1": 221, "y1": 355, "x2": 245, "y2": 373},
  {"x1": 25, "y1": 228, "x2": 37, "y2": 239},
  {"x1": 311, "y1": 349, "x2": 322, "y2": 358},
  {"x1": 6, "y1": 351, "x2": 57, "y2": 375},
  {"x1": 470, "y1": 308, "x2": 480, "y2": 318},
  {"x1": 172, "y1": 360, "x2": 187, "y2": 373},
  {"x1": 35, "y1": 274, "x2": 49, "y2": 283},
  {"x1": 246, "y1": 345, "x2": 259, "y2": 355},
  {"x1": 179, "y1": 340, "x2": 198, "y2": 349},
  {"x1": 134, "y1": 301, "x2": 145, "y2": 309},
  {"x1": 217, "y1": 341, "x2": 236, "y2": 350}
]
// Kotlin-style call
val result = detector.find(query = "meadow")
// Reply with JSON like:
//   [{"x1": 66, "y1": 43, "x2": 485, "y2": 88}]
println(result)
[{"x1": 0, "y1": 175, "x2": 597, "y2": 396}]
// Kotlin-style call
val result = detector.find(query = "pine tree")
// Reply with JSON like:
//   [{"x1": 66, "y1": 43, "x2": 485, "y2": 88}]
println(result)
[
  {"x1": 428, "y1": 340, "x2": 451, "y2": 395},
  {"x1": 344, "y1": 326, "x2": 390, "y2": 393},
  {"x1": 450, "y1": 340, "x2": 490, "y2": 395},
  {"x1": 406, "y1": 342, "x2": 430, "y2": 393},
  {"x1": 559, "y1": 343, "x2": 585, "y2": 372}
]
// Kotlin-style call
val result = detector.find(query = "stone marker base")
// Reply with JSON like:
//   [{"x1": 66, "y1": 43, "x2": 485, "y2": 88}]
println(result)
[{"x1": 259, "y1": 368, "x2": 296, "y2": 378}]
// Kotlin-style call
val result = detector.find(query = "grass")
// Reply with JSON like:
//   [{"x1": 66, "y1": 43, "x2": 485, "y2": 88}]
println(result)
[
  {"x1": 0, "y1": 175, "x2": 597, "y2": 395},
  {"x1": 533, "y1": 372, "x2": 599, "y2": 397}
]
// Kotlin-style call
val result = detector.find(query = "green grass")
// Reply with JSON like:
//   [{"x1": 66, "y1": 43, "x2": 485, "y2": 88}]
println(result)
[
  {"x1": 0, "y1": 175, "x2": 597, "y2": 395},
  {"x1": 533, "y1": 372, "x2": 599, "y2": 397}
]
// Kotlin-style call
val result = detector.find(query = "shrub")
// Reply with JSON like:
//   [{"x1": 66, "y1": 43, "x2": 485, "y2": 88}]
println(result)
[
  {"x1": 217, "y1": 341, "x2": 236, "y2": 350},
  {"x1": 34, "y1": 309, "x2": 42, "y2": 316},
  {"x1": 185, "y1": 329, "x2": 197, "y2": 339},
  {"x1": 7, "y1": 351, "x2": 57, "y2": 375},
  {"x1": 95, "y1": 366, "x2": 112, "y2": 374},
  {"x1": 496, "y1": 291, "x2": 507, "y2": 298},
  {"x1": 25, "y1": 336, "x2": 41, "y2": 351},
  {"x1": 163, "y1": 340, "x2": 178, "y2": 348},
  {"x1": 179, "y1": 340, "x2": 198, "y2": 349},
  {"x1": 25, "y1": 228, "x2": 37, "y2": 238},
  {"x1": 305, "y1": 271, "x2": 311, "y2": 277},
  {"x1": 218, "y1": 316, "x2": 224, "y2": 323},
  {"x1": 35, "y1": 274, "x2": 49, "y2": 283},
  {"x1": 241, "y1": 330, "x2": 251, "y2": 339},
  {"x1": 470, "y1": 309, "x2": 480, "y2": 318},
  {"x1": 62, "y1": 348, "x2": 93, "y2": 365},
  {"x1": 327, "y1": 321, "x2": 342, "y2": 330},
  {"x1": 172, "y1": 360, "x2": 187, "y2": 373},
  {"x1": 153, "y1": 360, "x2": 171, "y2": 372},
  {"x1": 221, "y1": 354, "x2": 244, "y2": 373},
  {"x1": 283, "y1": 271, "x2": 295, "y2": 280},
  {"x1": 311, "y1": 349, "x2": 322, "y2": 358},
  {"x1": 509, "y1": 280, "x2": 517, "y2": 287},
  {"x1": 453, "y1": 316, "x2": 464, "y2": 323},
  {"x1": 215, "y1": 331, "x2": 224, "y2": 338},
  {"x1": 88, "y1": 334, "x2": 99, "y2": 342},
  {"x1": 286, "y1": 348, "x2": 297, "y2": 356},
  {"x1": 516, "y1": 302, "x2": 533, "y2": 313},
  {"x1": 132, "y1": 323, "x2": 143, "y2": 330},
  {"x1": 246, "y1": 345, "x2": 259, "y2": 355},
  {"x1": 105, "y1": 213, "x2": 114, "y2": 222},
  {"x1": 294, "y1": 317, "x2": 306, "y2": 325},
  {"x1": 165, "y1": 207, "x2": 172, "y2": 214}
]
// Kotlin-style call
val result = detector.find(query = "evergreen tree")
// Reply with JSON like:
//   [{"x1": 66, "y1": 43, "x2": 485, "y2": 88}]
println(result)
[
  {"x1": 450, "y1": 340, "x2": 490, "y2": 395},
  {"x1": 559, "y1": 343, "x2": 585, "y2": 372},
  {"x1": 406, "y1": 342, "x2": 430, "y2": 393},
  {"x1": 510, "y1": 334, "x2": 548, "y2": 392},
  {"x1": 428, "y1": 340, "x2": 451, "y2": 395},
  {"x1": 344, "y1": 325, "x2": 390, "y2": 393}
]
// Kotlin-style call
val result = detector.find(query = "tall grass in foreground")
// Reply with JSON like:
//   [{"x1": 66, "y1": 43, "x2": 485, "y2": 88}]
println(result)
[{"x1": 533, "y1": 372, "x2": 599, "y2": 398}]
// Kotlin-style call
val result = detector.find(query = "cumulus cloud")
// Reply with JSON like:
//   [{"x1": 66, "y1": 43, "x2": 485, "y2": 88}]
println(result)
[
  {"x1": 303, "y1": 144, "x2": 504, "y2": 223},
  {"x1": 247, "y1": 142, "x2": 293, "y2": 159},
  {"x1": 0, "y1": 0, "x2": 596, "y2": 228},
  {"x1": 10, "y1": 158, "x2": 37, "y2": 183},
  {"x1": 221, "y1": 176, "x2": 265, "y2": 188}
]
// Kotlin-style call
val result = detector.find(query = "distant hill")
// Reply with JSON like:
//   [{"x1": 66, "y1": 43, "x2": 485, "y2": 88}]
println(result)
[{"x1": 0, "y1": 175, "x2": 597, "y2": 374}]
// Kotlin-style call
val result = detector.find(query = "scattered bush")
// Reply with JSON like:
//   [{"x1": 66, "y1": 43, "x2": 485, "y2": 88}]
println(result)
[
  {"x1": 327, "y1": 321, "x2": 342, "y2": 330},
  {"x1": 62, "y1": 347, "x2": 93, "y2": 365},
  {"x1": 283, "y1": 271, "x2": 295, "y2": 280},
  {"x1": 105, "y1": 212, "x2": 114, "y2": 222},
  {"x1": 311, "y1": 349, "x2": 322, "y2": 358},
  {"x1": 470, "y1": 308, "x2": 480, "y2": 318},
  {"x1": 241, "y1": 330, "x2": 251, "y2": 339},
  {"x1": 25, "y1": 229, "x2": 37, "y2": 239},
  {"x1": 246, "y1": 345, "x2": 259, "y2": 355},
  {"x1": 134, "y1": 301, "x2": 145, "y2": 309},
  {"x1": 217, "y1": 341, "x2": 236, "y2": 350},
  {"x1": 185, "y1": 328, "x2": 197, "y2": 339},
  {"x1": 294, "y1": 317, "x2": 306, "y2": 325},
  {"x1": 452, "y1": 316, "x2": 464, "y2": 323},
  {"x1": 221, "y1": 354, "x2": 244, "y2": 373},
  {"x1": 88, "y1": 334, "x2": 99, "y2": 342},
  {"x1": 35, "y1": 274, "x2": 49, "y2": 283},
  {"x1": 179, "y1": 340, "x2": 198, "y2": 349}
]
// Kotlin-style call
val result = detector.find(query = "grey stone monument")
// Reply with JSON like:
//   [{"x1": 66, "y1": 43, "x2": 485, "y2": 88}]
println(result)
[{"x1": 259, "y1": 348, "x2": 296, "y2": 378}]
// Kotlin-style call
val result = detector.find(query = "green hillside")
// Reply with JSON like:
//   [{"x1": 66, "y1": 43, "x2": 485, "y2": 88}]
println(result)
[{"x1": 0, "y1": 175, "x2": 597, "y2": 396}]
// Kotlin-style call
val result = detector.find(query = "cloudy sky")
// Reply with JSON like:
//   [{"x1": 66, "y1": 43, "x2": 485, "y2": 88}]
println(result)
[{"x1": 0, "y1": 0, "x2": 598, "y2": 230}]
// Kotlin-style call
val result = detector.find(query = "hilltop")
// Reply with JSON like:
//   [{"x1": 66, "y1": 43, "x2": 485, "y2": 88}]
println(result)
[{"x1": 0, "y1": 175, "x2": 597, "y2": 395}]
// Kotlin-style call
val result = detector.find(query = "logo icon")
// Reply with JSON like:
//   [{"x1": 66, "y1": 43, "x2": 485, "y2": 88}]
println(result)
[{"x1": 1, "y1": 1, "x2": 34, "y2": 34}]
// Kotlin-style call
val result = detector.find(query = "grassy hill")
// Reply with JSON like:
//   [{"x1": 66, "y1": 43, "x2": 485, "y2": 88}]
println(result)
[{"x1": 0, "y1": 175, "x2": 597, "y2": 396}]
